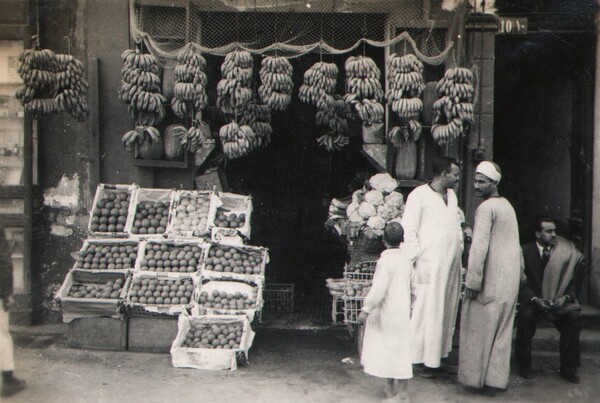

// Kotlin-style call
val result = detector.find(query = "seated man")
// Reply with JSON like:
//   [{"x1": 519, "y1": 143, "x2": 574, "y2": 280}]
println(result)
[{"x1": 516, "y1": 217, "x2": 584, "y2": 383}]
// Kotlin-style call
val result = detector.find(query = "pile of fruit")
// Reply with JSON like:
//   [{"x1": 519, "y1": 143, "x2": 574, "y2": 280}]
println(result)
[
  {"x1": 15, "y1": 48, "x2": 60, "y2": 119},
  {"x1": 344, "y1": 56, "x2": 384, "y2": 125},
  {"x1": 138, "y1": 243, "x2": 203, "y2": 273},
  {"x1": 258, "y1": 56, "x2": 293, "y2": 112},
  {"x1": 203, "y1": 245, "x2": 264, "y2": 276},
  {"x1": 213, "y1": 208, "x2": 246, "y2": 229},
  {"x1": 67, "y1": 277, "x2": 125, "y2": 299},
  {"x1": 345, "y1": 261, "x2": 376, "y2": 279},
  {"x1": 54, "y1": 54, "x2": 89, "y2": 122},
  {"x1": 89, "y1": 190, "x2": 131, "y2": 234},
  {"x1": 169, "y1": 192, "x2": 212, "y2": 235},
  {"x1": 218, "y1": 121, "x2": 257, "y2": 160},
  {"x1": 431, "y1": 67, "x2": 475, "y2": 146},
  {"x1": 198, "y1": 289, "x2": 258, "y2": 310},
  {"x1": 344, "y1": 281, "x2": 372, "y2": 297},
  {"x1": 128, "y1": 277, "x2": 194, "y2": 305},
  {"x1": 73, "y1": 243, "x2": 138, "y2": 271},
  {"x1": 217, "y1": 50, "x2": 253, "y2": 114},
  {"x1": 386, "y1": 54, "x2": 425, "y2": 145},
  {"x1": 181, "y1": 322, "x2": 244, "y2": 349},
  {"x1": 130, "y1": 199, "x2": 170, "y2": 235}
]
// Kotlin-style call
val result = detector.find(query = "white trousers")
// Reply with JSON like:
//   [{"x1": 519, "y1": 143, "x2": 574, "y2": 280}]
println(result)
[{"x1": 0, "y1": 301, "x2": 14, "y2": 372}]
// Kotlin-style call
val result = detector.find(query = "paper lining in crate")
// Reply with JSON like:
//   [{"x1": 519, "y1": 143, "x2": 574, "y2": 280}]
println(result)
[
  {"x1": 208, "y1": 192, "x2": 253, "y2": 239},
  {"x1": 123, "y1": 272, "x2": 196, "y2": 317},
  {"x1": 343, "y1": 297, "x2": 365, "y2": 324},
  {"x1": 195, "y1": 279, "x2": 263, "y2": 323},
  {"x1": 343, "y1": 260, "x2": 377, "y2": 280},
  {"x1": 166, "y1": 190, "x2": 218, "y2": 238},
  {"x1": 170, "y1": 310, "x2": 255, "y2": 371},
  {"x1": 134, "y1": 238, "x2": 206, "y2": 277},
  {"x1": 88, "y1": 183, "x2": 137, "y2": 238},
  {"x1": 201, "y1": 241, "x2": 268, "y2": 282},
  {"x1": 55, "y1": 269, "x2": 131, "y2": 323},
  {"x1": 325, "y1": 278, "x2": 346, "y2": 298},
  {"x1": 125, "y1": 187, "x2": 176, "y2": 238},
  {"x1": 71, "y1": 238, "x2": 141, "y2": 273}
]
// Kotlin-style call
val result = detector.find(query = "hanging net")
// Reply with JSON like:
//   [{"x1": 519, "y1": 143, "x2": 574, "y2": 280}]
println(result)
[{"x1": 130, "y1": 0, "x2": 458, "y2": 68}]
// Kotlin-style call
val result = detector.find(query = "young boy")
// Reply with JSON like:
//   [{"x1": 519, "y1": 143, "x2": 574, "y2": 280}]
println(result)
[{"x1": 357, "y1": 221, "x2": 412, "y2": 402}]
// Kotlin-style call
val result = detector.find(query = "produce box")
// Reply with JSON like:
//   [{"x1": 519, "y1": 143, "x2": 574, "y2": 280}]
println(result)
[
  {"x1": 135, "y1": 239, "x2": 206, "y2": 276},
  {"x1": 209, "y1": 192, "x2": 253, "y2": 239},
  {"x1": 55, "y1": 269, "x2": 131, "y2": 323},
  {"x1": 196, "y1": 279, "x2": 263, "y2": 323},
  {"x1": 71, "y1": 239, "x2": 141, "y2": 272},
  {"x1": 124, "y1": 273, "x2": 196, "y2": 316},
  {"x1": 167, "y1": 190, "x2": 217, "y2": 238},
  {"x1": 343, "y1": 297, "x2": 364, "y2": 324},
  {"x1": 171, "y1": 313, "x2": 254, "y2": 371},
  {"x1": 88, "y1": 183, "x2": 137, "y2": 238},
  {"x1": 201, "y1": 242, "x2": 268, "y2": 282},
  {"x1": 127, "y1": 316, "x2": 179, "y2": 353},
  {"x1": 67, "y1": 317, "x2": 127, "y2": 351},
  {"x1": 344, "y1": 260, "x2": 377, "y2": 280},
  {"x1": 126, "y1": 188, "x2": 175, "y2": 238}
]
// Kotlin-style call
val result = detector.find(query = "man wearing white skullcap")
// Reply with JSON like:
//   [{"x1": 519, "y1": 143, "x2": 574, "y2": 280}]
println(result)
[{"x1": 458, "y1": 161, "x2": 524, "y2": 395}]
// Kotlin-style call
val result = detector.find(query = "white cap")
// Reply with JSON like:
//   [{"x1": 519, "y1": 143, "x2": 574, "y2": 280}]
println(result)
[{"x1": 476, "y1": 161, "x2": 501, "y2": 183}]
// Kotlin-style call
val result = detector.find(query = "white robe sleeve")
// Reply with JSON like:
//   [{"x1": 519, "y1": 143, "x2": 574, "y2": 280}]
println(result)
[
  {"x1": 400, "y1": 191, "x2": 422, "y2": 262},
  {"x1": 465, "y1": 203, "x2": 493, "y2": 291},
  {"x1": 362, "y1": 259, "x2": 391, "y2": 313}
]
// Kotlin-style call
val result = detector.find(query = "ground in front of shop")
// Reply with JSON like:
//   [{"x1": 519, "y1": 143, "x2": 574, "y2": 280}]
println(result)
[{"x1": 6, "y1": 323, "x2": 600, "y2": 403}]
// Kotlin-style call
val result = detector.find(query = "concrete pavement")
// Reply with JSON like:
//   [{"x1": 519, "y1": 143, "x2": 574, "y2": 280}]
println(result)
[{"x1": 4, "y1": 323, "x2": 600, "y2": 403}]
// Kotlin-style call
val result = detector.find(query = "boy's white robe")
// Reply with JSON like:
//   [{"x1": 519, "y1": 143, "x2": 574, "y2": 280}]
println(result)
[
  {"x1": 458, "y1": 197, "x2": 523, "y2": 389},
  {"x1": 401, "y1": 185, "x2": 463, "y2": 368},
  {"x1": 361, "y1": 248, "x2": 413, "y2": 380}
]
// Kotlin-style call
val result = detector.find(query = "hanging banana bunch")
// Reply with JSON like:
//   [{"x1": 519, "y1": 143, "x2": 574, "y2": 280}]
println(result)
[
  {"x1": 240, "y1": 101, "x2": 272, "y2": 148},
  {"x1": 431, "y1": 67, "x2": 475, "y2": 146},
  {"x1": 343, "y1": 56, "x2": 384, "y2": 126},
  {"x1": 180, "y1": 118, "x2": 207, "y2": 153},
  {"x1": 118, "y1": 48, "x2": 166, "y2": 127},
  {"x1": 316, "y1": 132, "x2": 350, "y2": 152},
  {"x1": 121, "y1": 125, "x2": 161, "y2": 152},
  {"x1": 54, "y1": 54, "x2": 89, "y2": 122},
  {"x1": 171, "y1": 44, "x2": 208, "y2": 119},
  {"x1": 298, "y1": 62, "x2": 338, "y2": 106},
  {"x1": 386, "y1": 53, "x2": 425, "y2": 143},
  {"x1": 258, "y1": 56, "x2": 293, "y2": 112},
  {"x1": 15, "y1": 48, "x2": 60, "y2": 119},
  {"x1": 315, "y1": 94, "x2": 351, "y2": 152},
  {"x1": 217, "y1": 50, "x2": 254, "y2": 114},
  {"x1": 218, "y1": 121, "x2": 258, "y2": 160}
]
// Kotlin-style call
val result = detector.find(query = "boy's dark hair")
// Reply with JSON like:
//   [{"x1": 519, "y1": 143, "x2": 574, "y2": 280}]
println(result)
[
  {"x1": 432, "y1": 156, "x2": 459, "y2": 176},
  {"x1": 535, "y1": 216, "x2": 555, "y2": 232},
  {"x1": 384, "y1": 221, "x2": 404, "y2": 246}
]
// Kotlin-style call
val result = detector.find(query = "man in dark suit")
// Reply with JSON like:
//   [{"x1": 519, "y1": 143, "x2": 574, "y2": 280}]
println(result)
[{"x1": 516, "y1": 217, "x2": 584, "y2": 383}]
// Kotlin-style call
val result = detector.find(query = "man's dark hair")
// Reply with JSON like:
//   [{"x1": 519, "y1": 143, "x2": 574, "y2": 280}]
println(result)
[
  {"x1": 535, "y1": 216, "x2": 555, "y2": 232},
  {"x1": 432, "y1": 156, "x2": 459, "y2": 176},
  {"x1": 384, "y1": 221, "x2": 404, "y2": 246}
]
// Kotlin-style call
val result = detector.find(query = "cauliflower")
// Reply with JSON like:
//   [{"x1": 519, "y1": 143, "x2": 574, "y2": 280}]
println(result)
[
  {"x1": 366, "y1": 215, "x2": 386, "y2": 230},
  {"x1": 362, "y1": 226, "x2": 384, "y2": 238},
  {"x1": 368, "y1": 173, "x2": 398, "y2": 194},
  {"x1": 364, "y1": 190, "x2": 384, "y2": 206},
  {"x1": 377, "y1": 203, "x2": 401, "y2": 222},
  {"x1": 349, "y1": 212, "x2": 365, "y2": 224},
  {"x1": 346, "y1": 201, "x2": 360, "y2": 217},
  {"x1": 384, "y1": 191, "x2": 404, "y2": 206},
  {"x1": 358, "y1": 202, "x2": 377, "y2": 219}
]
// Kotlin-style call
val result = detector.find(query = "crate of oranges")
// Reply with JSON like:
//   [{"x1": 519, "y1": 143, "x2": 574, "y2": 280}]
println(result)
[
  {"x1": 209, "y1": 192, "x2": 253, "y2": 239},
  {"x1": 126, "y1": 188, "x2": 175, "y2": 238},
  {"x1": 55, "y1": 269, "x2": 131, "y2": 323},
  {"x1": 167, "y1": 190, "x2": 217, "y2": 238},
  {"x1": 170, "y1": 312, "x2": 255, "y2": 370},
  {"x1": 196, "y1": 279, "x2": 263, "y2": 323},
  {"x1": 201, "y1": 242, "x2": 268, "y2": 282},
  {"x1": 88, "y1": 184, "x2": 137, "y2": 237},
  {"x1": 125, "y1": 273, "x2": 197, "y2": 316},
  {"x1": 72, "y1": 239, "x2": 140, "y2": 273},
  {"x1": 135, "y1": 239, "x2": 206, "y2": 276}
]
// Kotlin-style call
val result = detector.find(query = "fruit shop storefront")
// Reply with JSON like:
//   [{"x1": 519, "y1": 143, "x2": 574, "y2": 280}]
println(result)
[{"x1": 3, "y1": 0, "x2": 599, "y2": 340}]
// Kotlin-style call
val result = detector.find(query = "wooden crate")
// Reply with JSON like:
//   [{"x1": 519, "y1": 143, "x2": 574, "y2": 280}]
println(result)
[
  {"x1": 127, "y1": 316, "x2": 179, "y2": 353},
  {"x1": 67, "y1": 317, "x2": 127, "y2": 351}
]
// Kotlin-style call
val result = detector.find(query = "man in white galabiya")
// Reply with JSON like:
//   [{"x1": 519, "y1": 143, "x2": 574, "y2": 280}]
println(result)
[{"x1": 401, "y1": 156, "x2": 463, "y2": 377}]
